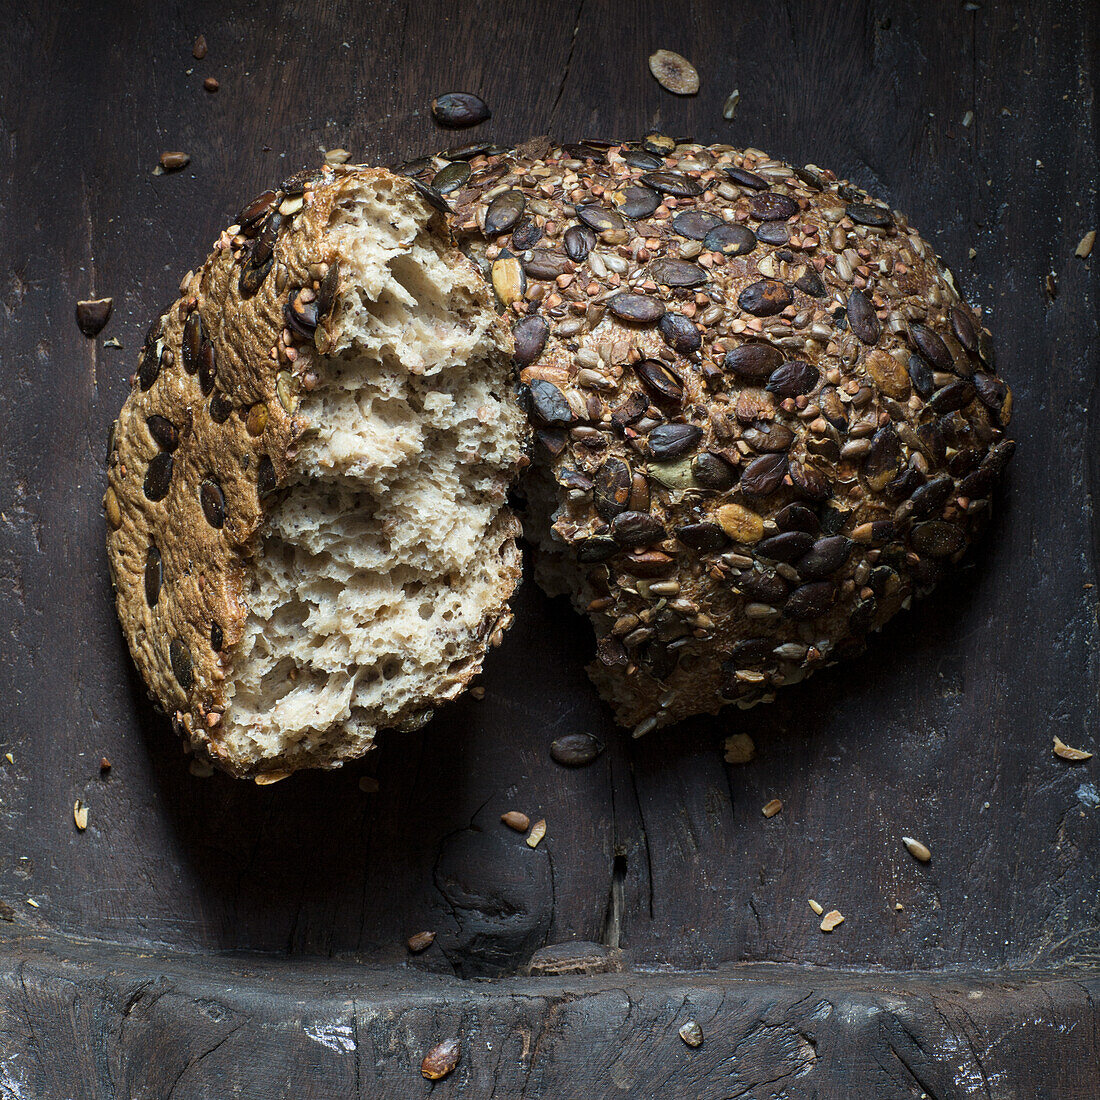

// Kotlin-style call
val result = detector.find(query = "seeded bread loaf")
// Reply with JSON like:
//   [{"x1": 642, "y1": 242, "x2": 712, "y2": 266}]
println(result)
[
  {"x1": 105, "y1": 168, "x2": 526, "y2": 777},
  {"x1": 399, "y1": 136, "x2": 1014, "y2": 734}
]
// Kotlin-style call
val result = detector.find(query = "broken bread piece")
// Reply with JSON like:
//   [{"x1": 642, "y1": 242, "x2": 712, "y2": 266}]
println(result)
[{"x1": 105, "y1": 167, "x2": 526, "y2": 777}]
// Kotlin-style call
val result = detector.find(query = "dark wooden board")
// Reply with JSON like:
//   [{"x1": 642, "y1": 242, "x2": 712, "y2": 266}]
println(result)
[{"x1": 0, "y1": 0, "x2": 1098, "y2": 1093}]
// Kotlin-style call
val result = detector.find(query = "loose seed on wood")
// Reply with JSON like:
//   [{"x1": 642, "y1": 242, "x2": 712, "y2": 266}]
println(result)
[
  {"x1": 820, "y1": 909, "x2": 845, "y2": 932},
  {"x1": 159, "y1": 151, "x2": 190, "y2": 171},
  {"x1": 73, "y1": 801, "x2": 88, "y2": 831},
  {"x1": 808, "y1": 898, "x2": 824, "y2": 915},
  {"x1": 762, "y1": 798, "x2": 783, "y2": 817},
  {"x1": 527, "y1": 819, "x2": 547, "y2": 848},
  {"x1": 1075, "y1": 230, "x2": 1096, "y2": 259},
  {"x1": 75, "y1": 298, "x2": 112, "y2": 337},
  {"x1": 722, "y1": 90, "x2": 740, "y2": 119},
  {"x1": 648, "y1": 50, "x2": 700, "y2": 95},
  {"x1": 502, "y1": 810, "x2": 531, "y2": 832},
  {"x1": 407, "y1": 931, "x2": 436, "y2": 953},
  {"x1": 203, "y1": 77, "x2": 219, "y2": 93},
  {"x1": 550, "y1": 733, "x2": 603, "y2": 767},
  {"x1": 431, "y1": 92, "x2": 490, "y2": 128},
  {"x1": 1053, "y1": 736, "x2": 1093, "y2": 761},
  {"x1": 679, "y1": 1020, "x2": 704, "y2": 1047},
  {"x1": 421, "y1": 1039, "x2": 461, "y2": 1080},
  {"x1": 192, "y1": 34, "x2": 207, "y2": 59},
  {"x1": 902, "y1": 836, "x2": 932, "y2": 862}
]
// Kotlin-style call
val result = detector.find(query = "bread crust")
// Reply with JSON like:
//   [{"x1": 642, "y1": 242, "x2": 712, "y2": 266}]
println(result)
[
  {"x1": 412, "y1": 138, "x2": 1014, "y2": 731},
  {"x1": 105, "y1": 167, "x2": 520, "y2": 776}
]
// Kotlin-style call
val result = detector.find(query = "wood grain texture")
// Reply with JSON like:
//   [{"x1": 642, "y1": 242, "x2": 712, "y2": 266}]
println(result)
[
  {"x1": 0, "y1": 0, "x2": 1097, "y2": 1091},
  {"x1": 2, "y1": 933, "x2": 1100, "y2": 1099}
]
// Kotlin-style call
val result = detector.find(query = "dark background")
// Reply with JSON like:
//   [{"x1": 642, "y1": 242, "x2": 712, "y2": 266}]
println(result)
[{"x1": 0, "y1": 1, "x2": 1098, "y2": 1095}]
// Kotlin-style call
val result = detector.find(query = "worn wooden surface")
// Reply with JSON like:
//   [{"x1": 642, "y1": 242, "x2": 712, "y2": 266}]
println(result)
[{"x1": 0, "y1": 0, "x2": 1098, "y2": 1094}]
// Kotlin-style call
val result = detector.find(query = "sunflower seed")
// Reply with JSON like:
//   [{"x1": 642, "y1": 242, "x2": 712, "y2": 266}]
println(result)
[
  {"x1": 762, "y1": 798, "x2": 782, "y2": 817},
  {"x1": 1053, "y1": 736, "x2": 1093, "y2": 762},
  {"x1": 526, "y1": 819, "x2": 547, "y2": 848},
  {"x1": 1077, "y1": 230, "x2": 1097, "y2": 259},
  {"x1": 502, "y1": 810, "x2": 531, "y2": 831},
  {"x1": 820, "y1": 909, "x2": 844, "y2": 932},
  {"x1": 902, "y1": 836, "x2": 932, "y2": 861},
  {"x1": 722, "y1": 90, "x2": 740, "y2": 119},
  {"x1": 159, "y1": 151, "x2": 190, "y2": 171},
  {"x1": 73, "y1": 801, "x2": 88, "y2": 831},
  {"x1": 648, "y1": 50, "x2": 700, "y2": 95}
]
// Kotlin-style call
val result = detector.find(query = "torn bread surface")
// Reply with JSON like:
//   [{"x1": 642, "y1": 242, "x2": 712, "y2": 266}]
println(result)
[{"x1": 223, "y1": 178, "x2": 524, "y2": 772}]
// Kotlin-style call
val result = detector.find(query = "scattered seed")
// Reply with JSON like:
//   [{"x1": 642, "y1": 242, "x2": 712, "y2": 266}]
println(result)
[
  {"x1": 902, "y1": 836, "x2": 932, "y2": 862},
  {"x1": 26, "y1": 899, "x2": 39, "y2": 908},
  {"x1": 104, "y1": 487, "x2": 122, "y2": 529},
  {"x1": 1053, "y1": 736, "x2": 1093, "y2": 761},
  {"x1": 526, "y1": 819, "x2": 547, "y2": 848},
  {"x1": 723, "y1": 733, "x2": 756, "y2": 764},
  {"x1": 421, "y1": 1038, "x2": 461, "y2": 1080},
  {"x1": 203, "y1": 77, "x2": 219, "y2": 93},
  {"x1": 762, "y1": 798, "x2": 782, "y2": 818},
  {"x1": 808, "y1": 898, "x2": 824, "y2": 915},
  {"x1": 550, "y1": 733, "x2": 604, "y2": 767},
  {"x1": 4, "y1": 753, "x2": 12, "y2": 764},
  {"x1": 324, "y1": 148, "x2": 352, "y2": 165},
  {"x1": 254, "y1": 771, "x2": 290, "y2": 785},
  {"x1": 678, "y1": 1020, "x2": 704, "y2": 1047},
  {"x1": 159, "y1": 151, "x2": 190, "y2": 171},
  {"x1": 75, "y1": 297, "x2": 113, "y2": 337},
  {"x1": 722, "y1": 90, "x2": 740, "y2": 120},
  {"x1": 1077, "y1": 230, "x2": 1096, "y2": 259},
  {"x1": 502, "y1": 810, "x2": 530, "y2": 832},
  {"x1": 820, "y1": 909, "x2": 844, "y2": 932},
  {"x1": 407, "y1": 931, "x2": 436, "y2": 953},
  {"x1": 431, "y1": 92, "x2": 490, "y2": 128},
  {"x1": 192, "y1": 34, "x2": 207, "y2": 59},
  {"x1": 962, "y1": 110, "x2": 974, "y2": 128},
  {"x1": 648, "y1": 50, "x2": 699, "y2": 95}
]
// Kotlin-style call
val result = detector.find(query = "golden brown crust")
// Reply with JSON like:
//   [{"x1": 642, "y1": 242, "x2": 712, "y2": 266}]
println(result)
[
  {"x1": 105, "y1": 166, "x2": 519, "y2": 775},
  {"x1": 408, "y1": 137, "x2": 1014, "y2": 731}
]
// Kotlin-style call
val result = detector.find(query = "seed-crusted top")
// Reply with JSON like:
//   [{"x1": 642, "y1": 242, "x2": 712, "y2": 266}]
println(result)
[
  {"x1": 397, "y1": 135, "x2": 1015, "y2": 732},
  {"x1": 104, "y1": 166, "x2": 513, "y2": 772}
]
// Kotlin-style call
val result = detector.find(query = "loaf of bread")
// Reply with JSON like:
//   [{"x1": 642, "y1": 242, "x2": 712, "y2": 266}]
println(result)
[
  {"x1": 106, "y1": 137, "x2": 1013, "y2": 774},
  {"x1": 414, "y1": 136, "x2": 1013, "y2": 734},
  {"x1": 105, "y1": 169, "x2": 526, "y2": 777}
]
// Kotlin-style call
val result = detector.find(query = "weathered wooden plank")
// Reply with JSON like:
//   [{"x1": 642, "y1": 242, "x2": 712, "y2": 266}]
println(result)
[{"x1": 2, "y1": 934, "x2": 1099, "y2": 1098}]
